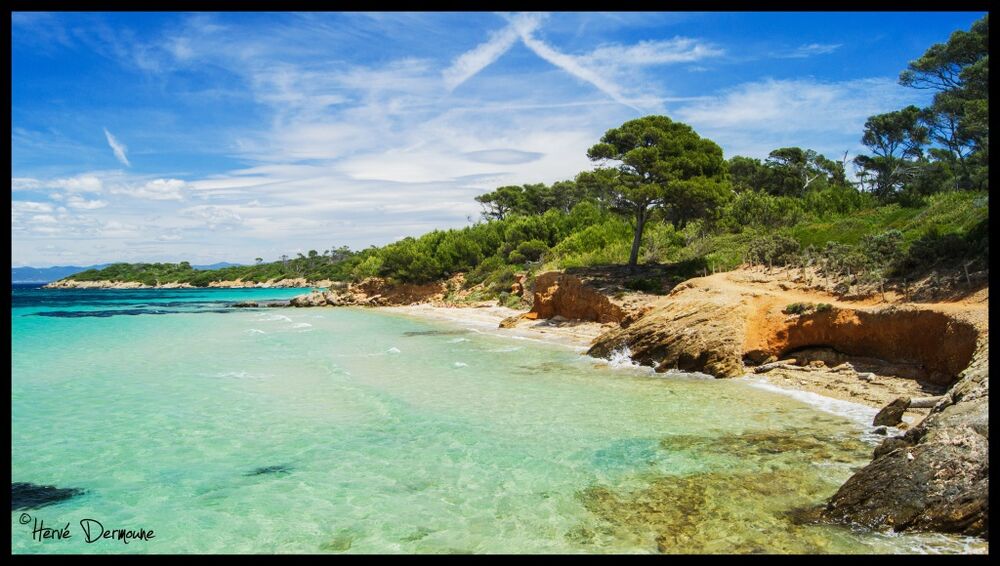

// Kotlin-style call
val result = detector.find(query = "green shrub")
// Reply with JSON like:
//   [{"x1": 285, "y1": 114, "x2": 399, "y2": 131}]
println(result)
[
  {"x1": 747, "y1": 234, "x2": 801, "y2": 266},
  {"x1": 783, "y1": 302, "x2": 813, "y2": 315}
]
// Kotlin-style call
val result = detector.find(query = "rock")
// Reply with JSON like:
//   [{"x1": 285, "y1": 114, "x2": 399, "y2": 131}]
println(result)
[
  {"x1": 809, "y1": 360, "x2": 827, "y2": 368},
  {"x1": 873, "y1": 427, "x2": 888, "y2": 436},
  {"x1": 499, "y1": 314, "x2": 524, "y2": 328},
  {"x1": 824, "y1": 342, "x2": 988, "y2": 537},
  {"x1": 11, "y1": 482, "x2": 86, "y2": 510},
  {"x1": 529, "y1": 272, "x2": 625, "y2": 324},
  {"x1": 872, "y1": 397, "x2": 911, "y2": 427},
  {"x1": 245, "y1": 464, "x2": 292, "y2": 476},
  {"x1": 232, "y1": 301, "x2": 259, "y2": 308},
  {"x1": 289, "y1": 290, "x2": 328, "y2": 307}
]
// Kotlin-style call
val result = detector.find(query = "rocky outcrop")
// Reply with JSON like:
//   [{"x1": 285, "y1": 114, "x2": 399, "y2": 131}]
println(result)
[
  {"x1": 823, "y1": 340, "x2": 989, "y2": 537},
  {"x1": 587, "y1": 271, "x2": 983, "y2": 385},
  {"x1": 44, "y1": 280, "x2": 160, "y2": 289},
  {"x1": 289, "y1": 289, "x2": 359, "y2": 307},
  {"x1": 45, "y1": 278, "x2": 334, "y2": 289},
  {"x1": 582, "y1": 267, "x2": 990, "y2": 538},
  {"x1": 588, "y1": 292, "x2": 749, "y2": 376},
  {"x1": 287, "y1": 277, "x2": 448, "y2": 308},
  {"x1": 523, "y1": 272, "x2": 626, "y2": 324}
]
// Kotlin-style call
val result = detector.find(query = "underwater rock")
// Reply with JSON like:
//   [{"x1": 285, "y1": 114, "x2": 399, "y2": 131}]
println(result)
[
  {"x1": 245, "y1": 465, "x2": 292, "y2": 476},
  {"x1": 11, "y1": 482, "x2": 86, "y2": 510}
]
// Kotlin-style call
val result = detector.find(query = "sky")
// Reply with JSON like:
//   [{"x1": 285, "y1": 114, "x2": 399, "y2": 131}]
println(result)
[{"x1": 11, "y1": 11, "x2": 987, "y2": 267}]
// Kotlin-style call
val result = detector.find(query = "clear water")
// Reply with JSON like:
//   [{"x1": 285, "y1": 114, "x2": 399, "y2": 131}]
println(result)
[{"x1": 10, "y1": 286, "x2": 986, "y2": 554}]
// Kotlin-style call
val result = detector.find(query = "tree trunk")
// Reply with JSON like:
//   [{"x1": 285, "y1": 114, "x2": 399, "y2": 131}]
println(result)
[{"x1": 628, "y1": 208, "x2": 647, "y2": 271}]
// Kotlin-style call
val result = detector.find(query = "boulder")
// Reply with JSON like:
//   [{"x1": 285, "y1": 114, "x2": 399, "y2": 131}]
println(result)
[
  {"x1": 823, "y1": 343, "x2": 988, "y2": 537},
  {"x1": 872, "y1": 396, "x2": 910, "y2": 427}
]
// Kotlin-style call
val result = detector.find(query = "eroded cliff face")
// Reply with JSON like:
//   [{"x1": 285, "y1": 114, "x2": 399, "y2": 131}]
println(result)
[
  {"x1": 586, "y1": 271, "x2": 983, "y2": 388},
  {"x1": 525, "y1": 272, "x2": 627, "y2": 324}
]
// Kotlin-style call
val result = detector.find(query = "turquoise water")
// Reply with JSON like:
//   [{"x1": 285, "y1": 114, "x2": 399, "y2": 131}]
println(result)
[{"x1": 10, "y1": 287, "x2": 984, "y2": 553}]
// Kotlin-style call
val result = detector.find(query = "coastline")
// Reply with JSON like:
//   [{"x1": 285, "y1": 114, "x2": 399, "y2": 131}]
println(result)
[
  {"x1": 380, "y1": 303, "x2": 610, "y2": 351},
  {"x1": 376, "y1": 303, "x2": 912, "y2": 426}
]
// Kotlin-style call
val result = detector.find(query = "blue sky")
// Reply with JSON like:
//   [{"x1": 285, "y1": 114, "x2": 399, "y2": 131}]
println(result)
[{"x1": 11, "y1": 11, "x2": 986, "y2": 266}]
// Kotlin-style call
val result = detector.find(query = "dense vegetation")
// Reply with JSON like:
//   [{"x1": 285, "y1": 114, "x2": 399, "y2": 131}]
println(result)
[{"x1": 68, "y1": 17, "x2": 988, "y2": 300}]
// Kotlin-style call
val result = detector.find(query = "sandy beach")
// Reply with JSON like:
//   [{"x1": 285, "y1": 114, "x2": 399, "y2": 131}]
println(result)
[
  {"x1": 381, "y1": 303, "x2": 613, "y2": 351},
  {"x1": 378, "y1": 302, "x2": 926, "y2": 430}
]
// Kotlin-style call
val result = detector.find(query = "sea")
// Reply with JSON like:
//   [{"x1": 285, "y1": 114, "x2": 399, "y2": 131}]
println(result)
[{"x1": 10, "y1": 284, "x2": 987, "y2": 554}]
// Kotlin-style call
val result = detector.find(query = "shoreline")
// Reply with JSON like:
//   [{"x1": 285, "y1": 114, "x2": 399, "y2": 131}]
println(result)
[
  {"x1": 375, "y1": 303, "x2": 914, "y2": 428},
  {"x1": 379, "y1": 303, "x2": 609, "y2": 351}
]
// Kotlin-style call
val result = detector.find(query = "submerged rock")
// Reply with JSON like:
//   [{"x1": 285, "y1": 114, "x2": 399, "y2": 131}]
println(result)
[
  {"x1": 245, "y1": 464, "x2": 292, "y2": 476},
  {"x1": 232, "y1": 301, "x2": 259, "y2": 308},
  {"x1": 11, "y1": 482, "x2": 86, "y2": 510}
]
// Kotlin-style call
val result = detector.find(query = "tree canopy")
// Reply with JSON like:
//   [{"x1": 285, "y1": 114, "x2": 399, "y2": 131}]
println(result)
[{"x1": 586, "y1": 115, "x2": 731, "y2": 268}]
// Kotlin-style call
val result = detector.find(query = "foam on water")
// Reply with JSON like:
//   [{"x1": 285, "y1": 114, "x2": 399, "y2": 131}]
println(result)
[{"x1": 738, "y1": 376, "x2": 881, "y2": 429}]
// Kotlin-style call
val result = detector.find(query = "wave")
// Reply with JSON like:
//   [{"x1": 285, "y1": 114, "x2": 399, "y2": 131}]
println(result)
[{"x1": 738, "y1": 376, "x2": 887, "y2": 432}]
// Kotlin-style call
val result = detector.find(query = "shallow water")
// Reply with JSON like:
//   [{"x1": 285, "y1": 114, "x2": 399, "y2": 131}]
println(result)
[{"x1": 10, "y1": 286, "x2": 986, "y2": 553}]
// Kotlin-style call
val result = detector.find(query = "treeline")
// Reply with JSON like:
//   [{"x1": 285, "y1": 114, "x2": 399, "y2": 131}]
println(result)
[{"x1": 68, "y1": 16, "x2": 988, "y2": 296}]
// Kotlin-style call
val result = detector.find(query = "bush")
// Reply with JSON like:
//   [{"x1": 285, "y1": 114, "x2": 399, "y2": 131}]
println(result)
[
  {"x1": 724, "y1": 190, "x2": 805, "y2": 230},
  {"x1": 747, "y1": 234, "x2": 801, "y2": 266},
  {"x1": 514, "y1": 239, "x2": 548, "y2": 262},
  {"x1": 783, "y1": 302, "x2": 813, "y2": 315}
]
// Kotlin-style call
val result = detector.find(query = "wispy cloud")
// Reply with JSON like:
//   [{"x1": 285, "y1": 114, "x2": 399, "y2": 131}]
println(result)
[
  {"x1": 442, "y1": 24, "x2": 523, "y2": 90},
  {"x1": 443, "y1": 14, "x2": 721, "y2": 111},
  {"x1": 674, "y1": 77, "x2": 925, "y2": 158},
  {"x1": 580, "y1": 37, "x2": 724, "y2": 67},
  {"x1": 774, "y1": 43, "x2": 842, "y2": 59},
  {"x1": 103, "y1": 128, "x2": 131, "y2": 166}
]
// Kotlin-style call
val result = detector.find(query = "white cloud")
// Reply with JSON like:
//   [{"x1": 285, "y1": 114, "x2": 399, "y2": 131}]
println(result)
[
  {"x1": 65, "y1": 195, "x2": 109, "y2": 210},
  {"x1": 674, "y1": 77, "x2": 924, "y2": 158},
  {"x1": 128, "y1": 178, "x2": 186, "y2": 200},
  {"x1": 442, "y1": 23, "x2": 523, "y2": 90},
  {"x1": 51, "y1": 174, "x2": 104, "y2": 193},
  {"x1": 104, "y1": 128, "x2": 131, "y2": 166},
  {"x1": 778, "y1": 43, "x2": 842, "y2": 59},
  {"x1": 180, "y1": 205, "x2": 244, "y2": 229},
  {"x1": 581, "y1": 37, "x2": 724, "y2": 67},
  {"x1": 441, "y1": 15, "x2": 720, "y2": 112},
  {"x1": 11, "y1": 177, "x2": 41, "y2": 191},
  {"x1": 12, "y1": 201, "x2": 54, "y2": 214}
]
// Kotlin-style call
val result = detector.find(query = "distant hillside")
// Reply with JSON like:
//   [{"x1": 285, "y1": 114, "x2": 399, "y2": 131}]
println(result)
[
  {"x1": 11, "y1": 264, "x2": 109, "y2": 283},
  {"x1": 12, "y1": 262, "x2": 243, "y2": 283},
  {"x1": 192, "y1": 262, "x2": 243, "y2": 271}
]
